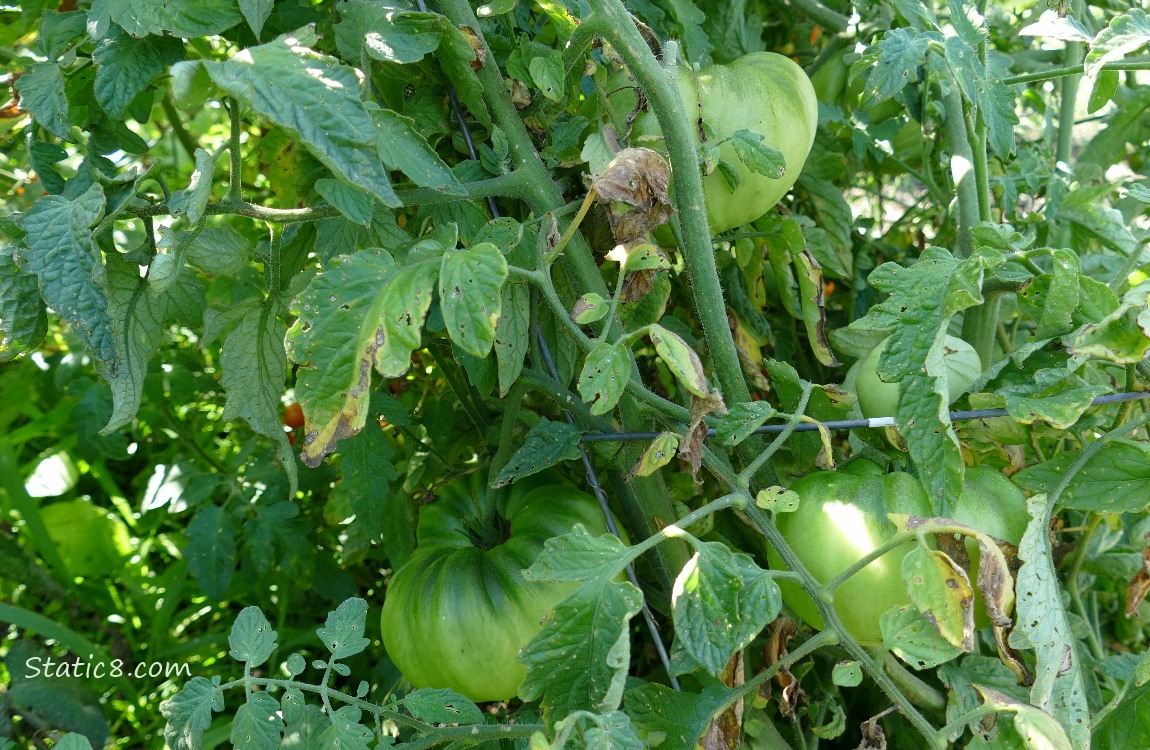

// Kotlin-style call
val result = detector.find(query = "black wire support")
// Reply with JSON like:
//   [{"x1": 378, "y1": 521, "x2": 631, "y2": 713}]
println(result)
[{"x1": 581, "y1": 391, "x2": 1150, "y2": 442}]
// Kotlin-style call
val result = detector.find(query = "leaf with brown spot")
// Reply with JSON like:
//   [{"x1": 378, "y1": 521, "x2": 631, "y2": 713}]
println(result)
[
  {"x1": 791, "y1": 249, "x2": 841, "y2": 367},
  {"x1": 591, "y1": 147, "x2": 673, "y2": 244},
  {"x1": 1126, "y1": 546, "x2": 1150, "y2": 618},
  {"x1": 677, "y1": 391, "x2": 727, "y2": 479}
]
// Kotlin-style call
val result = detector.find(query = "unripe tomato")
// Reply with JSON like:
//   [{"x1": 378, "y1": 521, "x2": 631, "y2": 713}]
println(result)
[
  {"x1": 380, "y1": 473, "x2": 611, "y2": 702},
  {"x1": 767, "y1": 460, "x2": 932, "y2": 646},
  {"x1": 632, "y1": 52, "x2": 819, "y2": 234},
  {"x1": 855, "y1": 334, "x2": 981, "y2": 418}
]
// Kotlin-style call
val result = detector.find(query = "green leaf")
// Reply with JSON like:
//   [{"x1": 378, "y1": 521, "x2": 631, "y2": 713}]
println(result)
[
  {"x1": 54, "y1": 735, "x2": 94, "y2": 750},
  {"x1": 1093, "y1": 683, "x2": 1150, "y2": 748},
  {"x1": 572, "y1": 293, "x2": 610, "y2": 325},
  {"x1": 239, "y1": 0, "x2": 273, "y2": 37},
  {"x1": 975, "y1": 686, "x2": 1074, "y2": 750},
  {"x1": 795, "y1": 181, "x2": 853, "y2": 280},
  {"x1": 168, "y1": 148, "x2": 218, "y2": 226},
  {"x1": 493, "y1": 418, "x2": 583, "y2": 488},
  {"x1": 1084, "y1": 9, "x2": 1150, "y2": 79},
  {"x1": 851, "y1": 28, "x2": 938, "y2": 109},
  {"x1": 228, "y1": 607, "x2": 278, "y2": 667},
  {"x1": 495, "y1": 279, "x2": 529, "y2": 396},
  {"x1": 525, "y1": 526, "x2": 630, "y2": 583},
  {"x1": 317, "y1": 598, "x2": 370, "y2": 660},
  {"x1": 528, "y1": 52, "x2": 565, "y2": 102},
  {"x1": 519, "y1": 579, "x2": 643, "y2": 715},
  {"x1": 850, "y1": 247, "x2": 985, "y2": 515},
  {"x1": 204, "y1": 37, "x2": 399, "y2": 207},
  {"x1": 649, "y1": 324, "x2": 712, "y2": 398},
  {"x1": 16, "y1": 186, "x2": 113, "y2": 363},
  {"x1": 315, "y1": 177, "x2": 373, "y2": 226},
  {"x1": 436, "y1": 22, "x2": 492, "y2": 129},
  {"x1": 373, "y1": 107, "x2": 466, "y2": 195},
  {"x1": 439, "y1": 242, "x2": 507, "y2": 357},
  {"x1": 1010, "y1": 494, "x2": 1089, "y2": 750},
  {"x1": 754, "y1": 486, "x2": 799, "y2": 513},
  {"x1": 672, "y1": 542, "x2": 781, "y2": 678},
  {"x1": 93, "y1": 31, "x2": 184, "y2": 119},
  {"x1": 578, "y1": 340, "x2": 631, "y2": 416},
  {"x1": 1014, "y1": 441, "x2": 1150, "y2": 513},
  {"x1": 183, "y1": 224, "x2": 251, "y2": 276},
  {"x1": 38, "y1": 10, "x2": 89, "y2": 60},
  {"x1": 334, "y1": 0, "x2": 442, "y2": 64},
  {"x1": 880, "y1": 606, "x2": 965, "y2": 670},
  {"x1": 627, "y1": 432, "x2": 679, "y2": 479},
  {"x1": 477, "y1": 0, "x2": 517, "y2": 17},
  {"x1": 317, "y1": 706, "x2": 372, "y2": 750},
  {"x1": 186, "y1": 504, "x2": 237, "y2": 599},
  {"x1": 832, "y1": 661, "x2": 863, "y2": 687},
  {"x1": 624, "y1": 683, "x2": 730, "y2": 750},
  {"x1": 96, "y1": 0, "x2": 240, "y2": 36},
  {"x1": 998, "y1": 367, "x2": 1109, "y2": 430},
  {"x1": 729, "y1": 129, "x2": 786, "y2": 179},
  {"x1": 218, "y1": 299, "x2": 296, "y2": 495},
  {"x1": 901, "y1": 546, "x2": 974, "y2": 651},
  {"x1": 160, "y1": 676, "x2": 225, "y2": 750},
  {"x1": 1088, "y1": 69, "x2": 1120, "y2": 113},
  {"x1": 579, "y1": 711, "x2": 644, "y2": 750},
  {"x1": 102, "y1": 253, "x2": 204, "y2": 432},
  {"x1": 231, "y1": 691, "x2": 282, "y2": 750},
  {"x1": 715, "y1": 401, "x2": 777, "y2": 446},
  {"x1": 402, "y1": 689, "x2": 484, "y2": 726},
  {"x1": 287, "y1": 252, "x2": 436, "y2": 466},
  {"x1": 979, "y1": 78, "x2": 1020, "y2": 160},
  {"x1": 1070, "y1": 281, "x2": 1150, "y2": 364},
  {"x1": 0, "y1": 243, "x2": 48, "y2": 362},
  {"x1": 14, "y1": 62, "x2": 70, "y2": 139}
]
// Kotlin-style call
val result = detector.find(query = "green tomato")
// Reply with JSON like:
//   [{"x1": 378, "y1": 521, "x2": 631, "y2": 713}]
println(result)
[
  {"x1": 855, "y1": 334, "x2": 982, "y2": 418},
  {"x1": 767, "y1": 460, "x2": 932, "y2": 646},
  {"x1": 380, "y1": 472, "x2": 611, "y2": 702},
  {"x1": 633, "y1": 52, "x2": 819, "y2": 234},
  {"x1": 768, "y1": 462, "x2": 1030, "y2": 645},
  {"x1": 40, "y1": 499, "x2": 131, "y2": 578}
]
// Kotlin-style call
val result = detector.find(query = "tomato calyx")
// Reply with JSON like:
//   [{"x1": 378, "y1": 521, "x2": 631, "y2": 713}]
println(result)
[{"x1": 461, "y1": 512, "x2": 510, "y2": 550}]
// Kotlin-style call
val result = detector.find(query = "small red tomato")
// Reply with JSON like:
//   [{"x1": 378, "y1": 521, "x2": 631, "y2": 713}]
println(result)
[{"x1": 283, "y1": 402, "x2": 305, "y2": 429}]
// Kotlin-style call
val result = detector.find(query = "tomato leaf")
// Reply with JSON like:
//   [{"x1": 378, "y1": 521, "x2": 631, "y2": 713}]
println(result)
[
  {"x1": 228, "y1": 607, "x2": 278, "y2": 667},
  {"x1": 624, "y1": 683, "x2": 731, "y2": 750},
  {"x1": 880, "y1": 606, "x2": 964, "y2": 671},
  {"x1": 1084, "y1": 8, "x2": 1150, "y2": 79},
  {"x1": 317, "y1": 706, "x2": 372, "y2": 750},
  {"x1": 627, "y1": 432, "x2": 680, "y2": 479},
  {"x1": 524, "y1": 525, "x2": 630, "y2": 583},
  {"x1": 901, "y1": 546, "x2": 975, "y2": 652},
  {"x1": 974, "y1": 686, "x2": 1074, "y2": 750},
  {"x1": 204, "y1": 37, "x2": 400, "y2": 207},
  {"x1": 439, "y1": 242, "x2": 507, "y2": 358},
  {"x1": 401, "y1": 689, "x2": 484, "y2": 726},
  {"x1": 519, "y1": 579, "x2": 643, "y2": 715},
  {"x1": 1011, "y1": 494, "x2": 1090, "y2": 749},
  {"x1": 493, "y1": 418, "x2": 583, "y2": 487},
  {"x1": 1014, "y1": 441, "x2": 1150, "y2": 513},
  {"x1": 14, "y1": 63, "x2": 70, "y2": 139},
  {"x1": 0, "y1": 243, "x2": 47, "y2": 362},
  {"x1": 578, "y1": 340, "x2": 631, "y2": 416},
  {"x1": 715, "y1": 401, "x2": 777, "y2": 447},
  {"x1": 161, "y1": 677, "x2": 225, "y2": 750},
  {"x1": 316, "y1": 598, "x2": 370, "y2": 660},
  {"x1": 373, "y1": 107, "x2": 466, "y2": 195},
  {"x1": 649, "y1": 324, "x2": 712, "y2": 399},
  {"x1": 314, "y1": 178, "x2": 372, "y2": 227},
  {"x1": 671, "y1": 542, "x2": 781, "y2": 678},
  {"x1": 728, "y1": 129, "x2": 786, "y2": 179}
]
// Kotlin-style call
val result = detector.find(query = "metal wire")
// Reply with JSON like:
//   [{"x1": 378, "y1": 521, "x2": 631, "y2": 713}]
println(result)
[
  {"x1": 417, "y1": 4, "x2": 681, "y2": 689},
  {"x1": 581, "y1": 391, "x2": 1150, "y2": 442}
]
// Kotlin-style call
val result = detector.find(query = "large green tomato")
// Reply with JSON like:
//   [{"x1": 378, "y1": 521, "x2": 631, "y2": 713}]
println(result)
[
  {"x1": 380, "y1": 472, "x2": 611, "y2": 702},
  {"x1": 855, "y1": 334, "x2": 982, "y2": 418},
  {"x1": 633, "y1": 52, "x2": 819, "y2": 234},
  {"x1": 767, "y1": 460, "x2": 932, "y2": 646},
  {"x1": 768, "y1": 462, "x2": 1030, "y2": 645}
]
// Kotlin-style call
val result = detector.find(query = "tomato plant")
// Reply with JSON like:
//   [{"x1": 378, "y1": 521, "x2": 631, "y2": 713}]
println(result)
[{"x1": 380, "y1": 473, "x2": 611, "y2": 702}]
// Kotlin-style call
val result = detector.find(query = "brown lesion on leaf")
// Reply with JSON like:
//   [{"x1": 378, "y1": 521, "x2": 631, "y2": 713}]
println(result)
[{"x1": 591, "y1": 148, "x2": 673, "y2": 244}]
